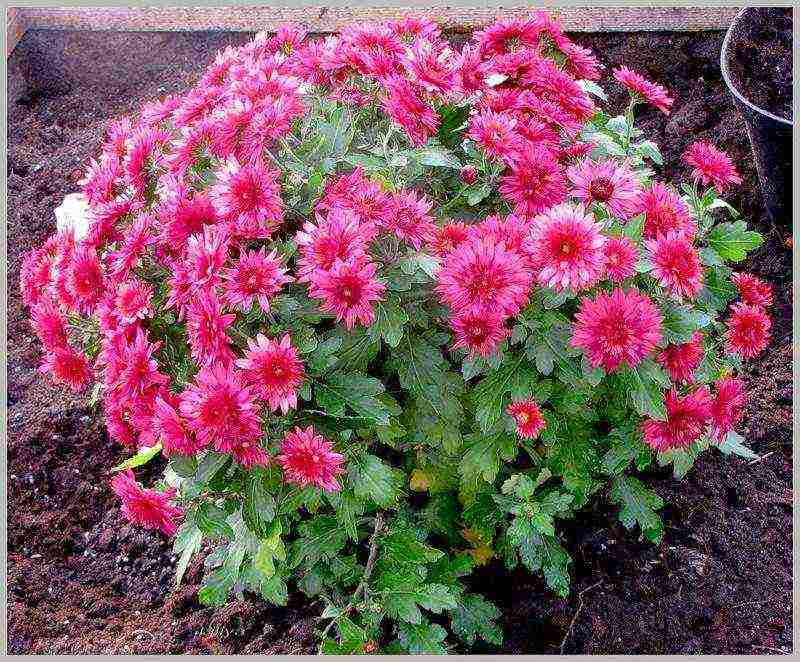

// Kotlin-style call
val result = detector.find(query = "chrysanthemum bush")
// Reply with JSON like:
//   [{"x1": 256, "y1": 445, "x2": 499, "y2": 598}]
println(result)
[{"x1": 21, "y1": 12, "x2": 772, "y2": 653}]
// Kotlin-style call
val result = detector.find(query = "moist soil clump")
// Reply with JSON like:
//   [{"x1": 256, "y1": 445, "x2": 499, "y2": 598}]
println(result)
[
  {"x1": 725, "y1": 7, "x2": 793, "y2": 119},
  {"x1": 7, "y1": 28, "x2": 792, "y2": 654}
]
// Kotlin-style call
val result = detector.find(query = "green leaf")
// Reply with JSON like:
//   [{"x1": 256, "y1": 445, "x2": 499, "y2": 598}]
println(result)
[
  {"x1": 634, "y1": 140, "x2": 663, "y2": 165},
  {"x1": 326, "y1": 489, "x2": 364, "y2": 541},
  {"x1": 460, "y1": 432, "x2": 518, "y2": 486},
  {"x1": 697, "y1": 266, "x2": 737, "y2": 312},
  {"x1": 381, "y1": 581, "x2": 457, "y2": 624},
  {"x1": 344, "y1": 153, "x2": 387, "y2": 172},
  {"x1": 506, "y1": 519, "x2": 571, "y2": 596},
  {"x1": 291, "y1": 516, "x2": 348, "y2": 567},
  {"x1": 173, "y1": 522, "x2": 202, "y2": 587},
  {"x1": 705, "y1": 221, "x2": 763, "y2": 262},
  {"x1": 316, "y1": 372, "x2": 395, "y2": 425},
  {"x1": 450, "y1": 594, "x2": 503, "y2": 646},
  {"x1": 577, "y1": 79, "x2": 608, "y2": 102},
  {"x1": 609, "y1": 475, "x2": 664, "y2": 543},
  {"x1": 169, "y1": 454, "x2": 198, "y2": 478},
  {"x1": 417, "y1": 147, "x2": 461, "y2": 169},
  {"x1": 601, "y1": 426, "x2": 652, "y2": 476},
  {"x1": 198, "y1": 566, "x2": 235, "y2": 606},
  {"x1": 466, "y1": 184, "x2": 491, "y2": 206},
  {"x1": 111, "y1": 442, "x2": 162, "y2": 472},
  {"x1": 242, "y1": 471, "x2": 276, "y2": 538},
  {"x1": 260, "y1": 574, "x2": 288, "y2": 606},
  {"x1": 196, "y1": 503, "x2": 235, "y2": 540},
  {"x1": 348, "y1": 452, "x2": 398, "y2": 507},
  {"x1": 389, "y1": 336, "x2": 464, "y2": 426},
  {"x1": 661, "y1": 303, "x2": 711, "y2": 344},
  {"x1": 627, "y1": 360, "x2": 668, "y2": 420},
  {"x1": 379, "y1": 525, "x2": 444, "y2": 567},
  {"x1": 397, "y1": 622, "x2": 448, "y2": 654},
  {"x1": 623, "y1": 213, "x2": 645, "y2": 241},
  {"x1": 367, "y1": 297, "x2": 409, "y2": 348},
  {"x1": 472, "y1": 356, "x2": 537, "y2": 432},
  {"x1": 716, "y1": 430, "x2": 758, "y2": 460}
]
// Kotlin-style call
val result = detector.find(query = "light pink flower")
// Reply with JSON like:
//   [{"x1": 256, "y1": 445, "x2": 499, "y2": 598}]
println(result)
[
  {"x1": 236, "y1": 333, "x2": 305, "y2": 414},
  {"x1": 571, "y1": 287, "x2": 663, "y2": 373},
  {"x1": 276, "y1": 426, "x2": 346, "y2": 492}
]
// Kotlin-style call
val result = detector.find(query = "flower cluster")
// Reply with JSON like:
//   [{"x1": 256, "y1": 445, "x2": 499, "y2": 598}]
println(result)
[{"x1": 19, "y1": 11, "x2": 770, "y2": 652}]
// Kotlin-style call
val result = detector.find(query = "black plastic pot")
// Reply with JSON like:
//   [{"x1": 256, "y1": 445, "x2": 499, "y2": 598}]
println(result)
[{"x1": 721, "y1": 7, "x2": 793, "y2": 225}]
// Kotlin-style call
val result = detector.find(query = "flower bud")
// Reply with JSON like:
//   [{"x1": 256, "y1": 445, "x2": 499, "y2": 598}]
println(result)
[{"x1": 460, "y1": 165, "x2": 477, "y2": 185}]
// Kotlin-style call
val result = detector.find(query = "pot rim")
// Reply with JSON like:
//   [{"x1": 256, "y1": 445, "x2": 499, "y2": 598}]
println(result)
[{"x1": 720, "y1": 6, "x2": 793, "y2": 127}]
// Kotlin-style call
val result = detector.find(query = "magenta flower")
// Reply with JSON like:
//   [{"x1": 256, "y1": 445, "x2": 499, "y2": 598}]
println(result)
[{"x1": 276, "y1": 426, "x2": 346, "y2": 492}]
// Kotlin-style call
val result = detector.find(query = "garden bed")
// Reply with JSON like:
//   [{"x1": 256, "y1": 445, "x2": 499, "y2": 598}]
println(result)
[{"x1": 6, "y1": 27, "x2": 792, "y2": 654}]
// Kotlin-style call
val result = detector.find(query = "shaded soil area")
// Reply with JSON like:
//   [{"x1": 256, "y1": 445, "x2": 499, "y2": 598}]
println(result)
[
  {"x1": 725, "y1": 7, "x2": 793, "y2": 120},
  {"x1": 6, "y1": 28, "x2": 792, "y2": 654}
]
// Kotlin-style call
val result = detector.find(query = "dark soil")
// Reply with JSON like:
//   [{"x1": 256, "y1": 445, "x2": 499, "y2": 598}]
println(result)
[
  {"x1": 6, "y1": 28, "x2": 793, "y2": 654},
  {"x1": 725, "y1": 7, "x2": 793, "y2": 120}
]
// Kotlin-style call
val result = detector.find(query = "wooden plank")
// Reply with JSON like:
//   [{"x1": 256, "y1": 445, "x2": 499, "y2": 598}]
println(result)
[{"x1": 14, "y1": 6, "x2": 739, "y2": 36}]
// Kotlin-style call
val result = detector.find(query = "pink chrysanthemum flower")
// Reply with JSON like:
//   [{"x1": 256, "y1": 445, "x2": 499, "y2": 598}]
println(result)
[
  {"x1": 507, "y1": 399, "x2": 546, "y2": 439},
  {"x1": 295, "y1": 208, "x2": 371, "y2": 284},
  {"x1": 384, "y1": 190, "x2": 436, "y2": 249},
  {"x1": 456, "y1": 43, "x2": 491, "y2": 94},
  {"x1": 526, "y1": 203, "x2": 606, "y2": 292},
  {"x1": 404, "y1": 41, "x2": 458, "y2": 95},
  {"x1": 646, "y1": 231, "x2": 704, "y2": 299},
  {"x1": 179, "y1": 363, "x2": 263, "y2": 454},
  {"x1": 682, "y1": 141, "x2": 743, "y2": 194},
  {"x1": 561, "y1": 41, "x2": 602, "y2": 81},
  {"x1": 475, "y1": 17, "x2": 542, "y2": 57},
  {"x1": 641, "y1": 387, "x2": 713, "y2": 451},
  {"x1": 310, "y1": 257, "x2": 386, "y2": 329},
  {"x1": 634, "y1": 182, "x2": 696, "y2": 239},
  {"x1": 104, "y1": 393, "x2": 139, "y2": 448},
  {"x1": 223, "y1": 247, "x2": 292, "y2": 312},
  {"x1": 613, "y1": 66, "x2": 674, "y2": 114},
  {"x1": 158, "y1": 188, "x2": 219, "y2": 248},
  {"x1": 67, "y1": 245, "x2": 106, "y2": 314},
  {"x1": 30, "y1": 297, "x2": 68, "y2": 351},
  {"x1": 110, "y1": 469, "x2": 183, "y2": 536},
  {"x1": 20, "y1": 244, "x2": 55, "y2": 308},
  {"x1": 185, "y1": 288, "x2": 236, "y2": 367},
  {"x1": 113, "y1": 328, "x2": 170, "y2": 401},
  {"x1": 657, "y1": 331, "x2": 704, "y2": 384},
  {"x1": 153, "y1": 393, "x2": 207, "y2": 456},
  {"x1": 389, "y1": 16, "x2": 441, "y2": 43},
  {"x1": 709, "y1": 376, "x2": 747, "y2": 442},
  {"x1": 231, "y1": 442, "x2": 270, "y2": 470},
  {"x1": 571, "y1": 287, "x2": 663, "y2": 373},
  {"x1": 236, "y1": 333, "x2": 305, "y2": 414},
  {"x1": 500, "y1": 145, "x2": 567, "y2": 216},
  {"x1": 467, "y1": 110, "x2": 523, "y2": 161},
  {"x1": 115, "y1": 280, "x2": 154, "y2": 323},
  {"x1": 276, "y1": 426, "x2": 346, "y2": 492},
  {"x1": 724, "y1": 303, "x2": 771, "y2": 359},
  {"x1": 107, "y1": 214, "x2": 156, "y2": 279},
  {"x1": 731, "y1": 272, "x2": 774, "y2": 308},
  {"x1": 603, "y1": 236, "x2": 638, "y2": 283},
  {"x1": 380, "y1": 75, "x2": 439, "y2": 146},
  {"x1": 436, "y1": 235, "x2": 533, "y2": 317},
  {"x1": 522, "y1": 58, "x2": 596, "y2": 123},
  {"x1": 210, "y1": 157, "x2": 283, "y2": 239},
  {"x1": 426, "y1": 221, "x2": 470, "y2": 257},
  {"x1": 567, "y1": 159, "x2": 641, "y2": 219},
  {"x1": 39, "y1": 345, "x2": 92, "y2": 392},
  {"x1": 450, "y1": 308, "x2": 510, "y2": 358},
  {"x1": 471, "y1": 214, "x2": 533, "y2": 259},
  {"x1": 317, "y1": 167, "x2": 391, "y2": 230}
]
